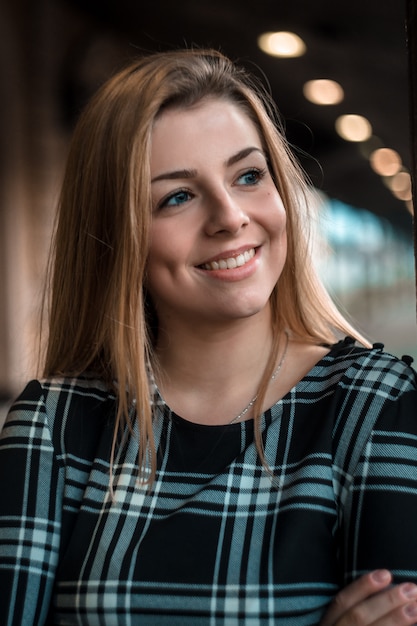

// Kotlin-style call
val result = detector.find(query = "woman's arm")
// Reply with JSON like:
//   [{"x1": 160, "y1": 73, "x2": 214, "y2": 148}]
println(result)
[
  {"x1": 322, "y1": 570, "x2": 417, "y2": 625},
  {"x1": 328, "y1": 356, "x2": 417, "y2": 625},
  {"x1": 341, "y1": 387, "x2": 417, "y2": 582},
  {"x1": 0, "y1": 381, "x2": 64, "y2": 626}
]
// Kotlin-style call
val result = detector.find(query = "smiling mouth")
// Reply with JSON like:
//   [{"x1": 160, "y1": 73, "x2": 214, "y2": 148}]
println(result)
[{"x1": 200, "y1": 247, "x2": 256, "y2": 271}]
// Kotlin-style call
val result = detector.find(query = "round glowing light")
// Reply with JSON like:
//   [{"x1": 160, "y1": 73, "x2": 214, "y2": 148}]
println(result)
[
  {"x1": 303, "y1": 79, "x2": 344, "y2": 105},
  {"x1": 389, "y1": 170, "x2": 412, "y2": 201},
  {"x1": 335, "y1": 114, "x2": 372, "y2": 142},
  {"x1": 258, "y1": 31, "x2": 306, "y2": 58},
  {"x1": 369, "y1": 148, "x2": 402, "y2": 177}
]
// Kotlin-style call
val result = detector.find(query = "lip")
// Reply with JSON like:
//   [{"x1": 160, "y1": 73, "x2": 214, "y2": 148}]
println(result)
[
  {"x1": 197, "y1": 245, "x2": 259, "y2": 267},
  {"x1": 195, "y1": 245, "x2": 261, "y2": 281}
]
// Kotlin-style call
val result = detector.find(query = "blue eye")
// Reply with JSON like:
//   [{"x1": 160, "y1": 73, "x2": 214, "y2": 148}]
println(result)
[
  {"x1": 236, "y1": 168, "x2": 265, "y2": 186},
  {"x1": 160, "y1": 189, "x2": 192, "y2": 209}
]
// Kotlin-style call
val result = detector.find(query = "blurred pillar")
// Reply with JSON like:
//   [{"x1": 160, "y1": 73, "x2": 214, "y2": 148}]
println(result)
[
  {"x1": 0, "y1": 2, "x2": 30, "y2": 392},
  {"x1": 0, "y1": 0, "x2": 67, "y2": 393}
]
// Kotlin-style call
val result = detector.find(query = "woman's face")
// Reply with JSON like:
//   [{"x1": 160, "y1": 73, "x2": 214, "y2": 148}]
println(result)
[{"x1": 147, "y1": 98, "x2": 287, "y2": 332}]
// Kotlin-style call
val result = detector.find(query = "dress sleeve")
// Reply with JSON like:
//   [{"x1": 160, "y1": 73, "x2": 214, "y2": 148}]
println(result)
[
  {"x1": 0, "y1": 381, "x2": 64, "y2": 626},
  {"x1": 340, "y1": 365, "x2": 417, "y2": 584}
]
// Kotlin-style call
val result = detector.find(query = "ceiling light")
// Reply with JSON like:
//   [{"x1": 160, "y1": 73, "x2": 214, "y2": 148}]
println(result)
[
  {"x1": 303, "y1": 79, "x2": 344, "y2": 105},
  {"x1": 257, "y1": 31, "x2": 306, "y2": 58},
  {"x1": 369, "y1": 147, "x2": 402, "y2": 176},
  {"x1": 389, "y1": 170, "x2": 412, "y2": 201},
  {"x1": 335, "y1": 114, "x2": 372, "y2": 142}
]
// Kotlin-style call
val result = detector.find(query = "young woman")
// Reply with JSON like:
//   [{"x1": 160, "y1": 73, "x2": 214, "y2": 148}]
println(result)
[{"x1": 0, "y1": 49, "x2": 416, "y2": 625}]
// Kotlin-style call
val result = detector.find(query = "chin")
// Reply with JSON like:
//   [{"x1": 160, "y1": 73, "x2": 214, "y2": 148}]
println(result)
[{"x1": 217, "y1": 300, "x2": 271, "y2": 321}]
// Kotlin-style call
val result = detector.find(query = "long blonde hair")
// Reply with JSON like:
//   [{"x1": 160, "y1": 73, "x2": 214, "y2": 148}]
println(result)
[{"x1": 43, "y1": 49, "x2": 369, "y2": 483}]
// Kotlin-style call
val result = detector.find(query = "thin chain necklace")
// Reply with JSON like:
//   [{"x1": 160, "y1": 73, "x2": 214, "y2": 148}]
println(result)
[{"x1": 229, "y1": 331, "x2": 289, "y2": 425}]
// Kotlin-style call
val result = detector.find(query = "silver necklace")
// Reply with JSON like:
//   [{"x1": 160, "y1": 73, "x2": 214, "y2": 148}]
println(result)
[{"x1": 229, "y1": 331, "x2": 289, "y2": 425}]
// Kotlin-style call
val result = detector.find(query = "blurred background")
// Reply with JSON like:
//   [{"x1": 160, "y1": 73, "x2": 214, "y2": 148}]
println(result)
[{"x1": 0, "y1": 0, "x2": 416, "y2": 415}]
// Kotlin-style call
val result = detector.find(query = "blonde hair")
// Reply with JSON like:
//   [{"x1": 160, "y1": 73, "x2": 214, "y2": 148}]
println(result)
[{"x1": 43, "y1": 49, "x2": 369, "y2": 484}]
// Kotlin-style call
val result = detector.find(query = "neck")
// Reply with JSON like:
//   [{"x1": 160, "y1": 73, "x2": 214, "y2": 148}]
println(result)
[{"x1": 153, "y1": 308, "x2": 275, "y2": 410}]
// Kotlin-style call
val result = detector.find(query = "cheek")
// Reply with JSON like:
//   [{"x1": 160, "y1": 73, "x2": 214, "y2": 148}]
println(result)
[
  {"x1": 145, "y1": 225, "x2": 168, "y2": 289},
  {"x1": 270, "y1": 203, "x2": 287, "y2": 263},
  {"x1": 147, "y1": 223, "x2": 176, "y2": 266},
  {"x1": 146, "y1": 222, "x2": 186, "y2": 290},
  {"x1": 269, "y1": 197, "x2": 287, "y2": 238}
]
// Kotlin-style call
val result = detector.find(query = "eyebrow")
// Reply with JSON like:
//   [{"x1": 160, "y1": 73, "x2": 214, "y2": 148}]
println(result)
[
  {"x1": 151, "y1": 146, "x2": 264, "y2": 183},
  {"x1": 226, "y1": 146, "x2": 264, "y2": 167}
]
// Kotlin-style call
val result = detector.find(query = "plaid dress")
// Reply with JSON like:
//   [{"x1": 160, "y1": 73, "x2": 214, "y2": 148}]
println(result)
[{"x1": 1, "y1": 338, "x2": 417, "y2": 625}]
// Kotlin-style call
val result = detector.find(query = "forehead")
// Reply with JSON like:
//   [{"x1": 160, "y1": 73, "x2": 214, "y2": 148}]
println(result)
[{"x1": 151, "y1": 98, "x2": 263, "y2": 168}]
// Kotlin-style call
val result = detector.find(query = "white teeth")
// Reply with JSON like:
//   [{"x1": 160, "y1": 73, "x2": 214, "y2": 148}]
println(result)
[{"x1": 202, "y1": 248, "x2": 255, "y2": 271}]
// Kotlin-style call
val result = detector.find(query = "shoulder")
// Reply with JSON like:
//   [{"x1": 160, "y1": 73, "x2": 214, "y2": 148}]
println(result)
[
  {"x1": 325, "y1": 337, "x2": 417, "y2": 396},
  {"x1": 10, "y1": 375, "x2": 114, "y2": 416},
  {"x1": 3, "y1": 375, "x2": 116, "y2": 447},
  {"x1": 39, "y1": 375, "x2": 116, "y2": 409},
  {"x1": 327, "y1": 339, "x2": 417, "y2": 470}
]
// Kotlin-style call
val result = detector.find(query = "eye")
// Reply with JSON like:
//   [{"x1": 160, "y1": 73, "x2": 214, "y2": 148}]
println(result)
[
  {"x1": 158, "y1": 189, "x2": 193, "y2": 210},
  {"x1": 236, "y1": 168, "x2": 267, "y2": 186}
]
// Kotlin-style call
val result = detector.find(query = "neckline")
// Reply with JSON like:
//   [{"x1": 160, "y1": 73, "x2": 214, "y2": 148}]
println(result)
[{"x1": 153, "y1": 338, "x2": 354, "y2": 430}]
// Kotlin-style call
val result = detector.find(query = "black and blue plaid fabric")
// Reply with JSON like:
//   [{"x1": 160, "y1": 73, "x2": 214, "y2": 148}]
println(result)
[{"x1": 1, "y1": 339, "x2": 417, "y2": 625}]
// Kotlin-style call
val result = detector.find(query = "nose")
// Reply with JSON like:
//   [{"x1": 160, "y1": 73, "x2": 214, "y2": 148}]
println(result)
[{"x1": 204, "y1": 189, "x2": 250, "y2": 236}]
